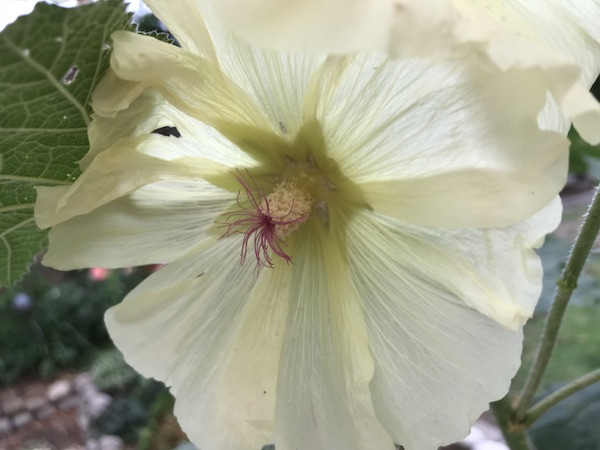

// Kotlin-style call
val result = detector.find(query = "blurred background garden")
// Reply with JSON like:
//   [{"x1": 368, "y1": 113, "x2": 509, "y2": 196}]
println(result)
[{"x1": 1, "y1": 2, "x2": 600, "y2": 450}]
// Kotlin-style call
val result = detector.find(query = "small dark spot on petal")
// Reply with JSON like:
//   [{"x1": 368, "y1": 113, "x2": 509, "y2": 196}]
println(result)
[
  {"x1": 279, "y1": 121, "x2": 287, "y2": 134},
  {"x1": 196, "y1": 272, "x2": 205, "y2": 278},
  {"x1": 152, "y1": 126, "x2": 181, "y2": 138}
]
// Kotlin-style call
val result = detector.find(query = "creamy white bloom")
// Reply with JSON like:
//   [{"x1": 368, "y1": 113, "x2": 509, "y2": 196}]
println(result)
[
  {"x1": 213, "y1": 0, "x2": 600, "y2": 144},
  {"x1": 211, "y1": 0, "x2": 449, "y2": 54},
  {"x1": 35, "y1": 1, "x2": 568, "y2": 449}
]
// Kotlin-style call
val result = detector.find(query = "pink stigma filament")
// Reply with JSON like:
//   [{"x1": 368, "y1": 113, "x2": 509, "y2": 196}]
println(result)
[{"x1": 220, "y1": 170, "x2": 307, "y2": 272}]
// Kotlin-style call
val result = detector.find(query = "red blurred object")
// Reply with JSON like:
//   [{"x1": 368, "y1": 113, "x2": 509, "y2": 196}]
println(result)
[{"x1": 88, "y1": 267, "x2": 110, "y2": 281}]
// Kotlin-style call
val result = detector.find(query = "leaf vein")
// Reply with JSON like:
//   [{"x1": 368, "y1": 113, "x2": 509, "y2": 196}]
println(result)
[
  {"x1": 0, "y1": 175, "x2": 72, "y2": 185},
  {"x1": 1, "y1": 34, "x2": 91, "y2": 127},
  {"x1": 0, "y1": 204, "x2": 35, "y2": 213}
]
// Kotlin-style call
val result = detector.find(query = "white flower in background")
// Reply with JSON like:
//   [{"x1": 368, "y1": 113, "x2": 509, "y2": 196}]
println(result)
[
  {"x1": 213, "y1": 0, "x2": 600, "y2": 145},
  {"x1": 211, "y1": 0, "x2": 451, "y2": 54},
  {"x1": 34, "y1": 1, "x2": 570, "y2": 449}
]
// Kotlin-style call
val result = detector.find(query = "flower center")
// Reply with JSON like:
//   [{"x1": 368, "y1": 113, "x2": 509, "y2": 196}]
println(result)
[
  {"x1": 261, "y1": 181, "x2": 313, "y2": 240},
  {"x1": 219, "y1": 170, "x2": 313, "y2": 272}
]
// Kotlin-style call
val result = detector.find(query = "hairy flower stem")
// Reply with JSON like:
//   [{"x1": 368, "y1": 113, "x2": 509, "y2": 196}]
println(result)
[
  {"x1": 522, "y1": 367, "x2": 600, "y2": 427},
  {"x1": 515, "y1": 185, "x2": 600, "y2": 420},
  {"x1": 490, "y1": 397, "x2": 535, "y2": 450}
]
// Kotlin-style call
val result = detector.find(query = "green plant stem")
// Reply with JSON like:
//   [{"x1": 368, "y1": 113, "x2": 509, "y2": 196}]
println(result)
[
  {"x1": 491, "y1": 397, "x2": 535, "y2": 450},
  {"x1": 522, "y1": 367, "x2": 600, "y2": 427},
  {"x1": 515, "y1": 186, "x2": 600, "y2": 420}
]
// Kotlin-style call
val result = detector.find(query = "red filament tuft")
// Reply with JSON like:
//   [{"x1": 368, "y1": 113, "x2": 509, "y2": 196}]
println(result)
[{"x1": 219, "y1": 169, "x2": 307, "y2": 272}]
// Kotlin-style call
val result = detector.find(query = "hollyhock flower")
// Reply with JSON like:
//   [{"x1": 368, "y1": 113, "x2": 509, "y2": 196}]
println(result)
[
  {"x1": 213, "y1": 0, "x2": 600, "y2": 144},
  {"x1": 35, "y1": 1, "x2": 567, "y2": 449}
]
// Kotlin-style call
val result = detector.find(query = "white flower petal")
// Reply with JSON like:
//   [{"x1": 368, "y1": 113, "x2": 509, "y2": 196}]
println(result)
[
  {"x1": 562, "y1": 82, "x2": 600, "y2": 144},
  {"x1": 42, "y1": 180, "x2": 235, "y2": 269},
  {"x1": 89, "y1": 85, "x2": 256, "y2": 169},
  {"x1": 446, "y1": 0, "x2": 600, "y2": 144},
  {"x1": 142, "y1": 0, "x2": 217, "y2": 59},
  {"x1": 192, "y1": 3, "x2": 325, "y2": 140},
  {"x1": 367, "y1": 297, "x2": 522, "y2": 450},
  {"x1": 394, "y1": 1, "x2": 600, "y2": 143},
  {"x1": 213, "y1": 0, "x2": 600, "y2": 143},
  {"x1": 86, "y1": 86, "x2": 171, "y2": 168},
  {"x1": 105, "y1": 227, "x2": 387, "y2": 450},
  {"x1": 210, "y1": 0, "x2": 394, "y2": 54},
  {"x1": 469, "y1": 0, "x2": 600, "y2": 85},
  {"x1": 106, "y1": 237, "x2": 342, "y2": 450},
  {"x1": 357, "y1": 162, "x2": 565, "y2": 229},
  {"x1": 481, "y1": 29, "x2": 600, "y2": 145},
  {"x1": 307, "y1": 55, "x2": 568, "y2": 228},
  {"x1": 105, "y1": 32, "x2": 274, "y2": 137},
  {"x1": 210, "y1": 47, "x2": 322, "y2": 141},
  {"x1": 34, "y1": 135, "x2": 228, "y2": 229},
  {"x1": 204, "y1": 0, "x2": 457, "y2": 56},
  {"x1": 106, "y1": 235, "x2": 289, "y2": 450},
  {"x1": 273, "y1": 220, "x2": 393, "y2": 450},
  {"x1": 352, "y1": 197, "x2": 561, "y2": 331},
  {"x1": 568, "y1": 1, "x2": 600, "y2": 49},
  {"x1": 102, "y1": 31, "x2": 302, "y2": 164},
  {"x1": 345, "y1": 200, "x2": 561, "y2": 448}
]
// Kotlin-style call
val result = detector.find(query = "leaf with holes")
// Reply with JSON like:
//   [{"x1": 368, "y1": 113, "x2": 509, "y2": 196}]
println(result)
[{"x1": 0, "y1": 0, "x2": 132, "y2": 286}]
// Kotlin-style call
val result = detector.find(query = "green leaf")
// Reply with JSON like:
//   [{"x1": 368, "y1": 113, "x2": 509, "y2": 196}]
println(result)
[
  {"x1": 140, "y1": 29, "x2": 175, "y2": 45},
  {"x1": 0, "y1": 0, "x2": 132, "y2": 286},
  {"x1": 530, "y1": 382, "x2": 600, "y2": 450},
  {"x1": 569, "y1": 126, "x2": 600, "y2": 177}
]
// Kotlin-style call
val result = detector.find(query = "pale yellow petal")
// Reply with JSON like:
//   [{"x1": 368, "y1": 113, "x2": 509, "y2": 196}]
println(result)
[
  {"x1": 143, "y1": 0, "x2": 217, "y2": 60},
  {"x1": 34, "y1": 134, "x2": 228, "y2": 229},
  {"x1": 358, "y1": 162, "x2": 565, "y2": 228},
  {"x1": 103, "y1": 185, "x2": 394, "y2": 450},
  {"x1": 450, "y1": 0, "x2": 600, "y2": 144},
  {"x1": 190, "y1": 2, "x2": 324, "y2": 140},
  {"x1": 345, "y1": 200, "x2": 560, "y2": 448},
  {"x1": 306, "y1": 55, "x2": 568, "y2": 228},
  {"x1": 106, "y1": 235, "x2": 288, "y2": 450},
  {"x1": 89, "y1": 85, "x2": 256, "y2": 170},
  {"x1": 42, "y1": 180, "x2": 235, "y2": 269},
  {"x1": 394, "y1": 1, "x2": 600, "y2": 143},
  {"x1": 348, "y1": 198, "x2": 561, "y2": 332},
  {"x1": 211, "y1": 0, "x2": 394, "y2": 53},
  {"x1": 461, "y1": 0, "x2": 600, "y2": 85},
  {"x1": 87, "y1": 85, "x2": 175, "y2": 168},
  {"x1": 273, "y1": 218, "x2": 393, "y2": 450},
  {"x1": 102, "y1": 31, "x2": 295, "y2": 158}
]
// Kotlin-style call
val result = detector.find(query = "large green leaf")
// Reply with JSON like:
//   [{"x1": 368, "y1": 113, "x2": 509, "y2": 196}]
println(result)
[{"x1": 0, "y1": 0, "x2": 132, "y2": 286}]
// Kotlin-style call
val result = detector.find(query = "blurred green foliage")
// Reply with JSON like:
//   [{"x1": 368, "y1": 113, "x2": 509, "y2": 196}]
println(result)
[
  {"x1": 569, "y1": 77, "x2": 600, "y2": 176},
  {"x1": 86, "y1": 341, "x2": 179, "y2": 447},
  {"x1": 514, "y1": 229, "x2": 600, "y2": 391},
  {"x1": 0, "y1": 266, "x2": 147, "y2": 385},
  {"x1": 513, "y1": 230, "x2": 600, "y2": 450},
  {"x1": 568, "y1": 128, "x2": 600, "y2": 176},
  {"x1": 530, "y1": 383, "x2": 600, "y2": 450},
  {"x1": 514, "y1": 306, "x2": 600, "y2": 390},
  {"x1": 90, "y1": 347, "x2": 139, "y2": 392},
  {"x1": 92, "y1": 394, "x2": 153, "y2": 444}
]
